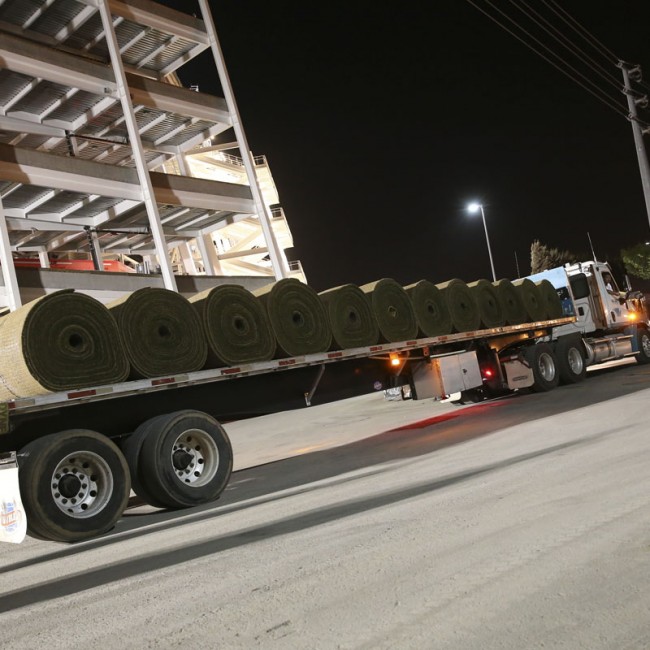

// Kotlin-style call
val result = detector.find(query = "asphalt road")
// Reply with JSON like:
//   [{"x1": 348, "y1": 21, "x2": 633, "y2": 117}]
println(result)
[{"x1": 2, "y1": 360, "x2": 650, "y2": 649}]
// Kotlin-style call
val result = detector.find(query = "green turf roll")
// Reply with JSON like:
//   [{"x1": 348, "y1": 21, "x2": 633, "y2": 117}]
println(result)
[
  {"x1": 467, "y1": 279, "x2": 505, "y2": 328},
  {"x1": 493, "y1": 279, "x2": 527, "y2": 325},
  {"x1": 319, "y1": 284, "x2": 379, "y2": 349},
  {"x1": 189, "y1": 284, "x2": 275, "y2": 367},
  {"x1": 360, "y1": 278, "x2": 418, "y2": 343},
  {"x1": 108, "y1": 288, "x2": 207, "y2": 378},
  {"x1": 254, "y1": 278, "x2": 332, "y2": 357},
  {"x1": 435, "y1": 279, "x2": 481, "y2": 332},
  {"x1": 513, "y1": 278, "x2": 546, "y2": 322},
  {"x1": 0, "y1": 290, "x2": 129, "y2": 400},
  {"x1": 404, "y1": 279, "x2": 452, "y2": 337},
  {"x1": 535, "y1": 279, "x2": 563, "y2": 319}
]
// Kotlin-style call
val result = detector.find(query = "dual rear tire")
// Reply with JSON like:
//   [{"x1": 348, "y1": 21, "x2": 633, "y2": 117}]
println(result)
[
  {"x1": 18, "y1": 410, "x2": 233, "y2": 542},
  {"x1": 122, "y1": 410, "x2": 233, "y2": 509},
  {"x1": 523, "y1": 338, "x2": 586, "y2": 392}
]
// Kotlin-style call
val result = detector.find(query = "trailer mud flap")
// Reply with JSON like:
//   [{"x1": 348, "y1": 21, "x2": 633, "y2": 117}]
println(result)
[
  {"x1": 0, "y1": 452, "x2": 27, "y2": 544},
  {"x1": 502, "y1": 357, "x2": 534, "y2": 390}
]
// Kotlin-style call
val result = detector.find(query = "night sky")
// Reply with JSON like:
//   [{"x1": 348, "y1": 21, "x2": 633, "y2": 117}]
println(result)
[{"x1": 159, "y1": 1, "x2": 650, "y2": 291}]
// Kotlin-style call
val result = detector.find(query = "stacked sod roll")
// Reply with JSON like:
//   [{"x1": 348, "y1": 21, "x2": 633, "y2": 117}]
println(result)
[
  {"x1": 0, "y1": 272, "x2": 564, "y2": 400},
  {"x1": 0, "y1": 290, "x2": 129, "y2": 400}
]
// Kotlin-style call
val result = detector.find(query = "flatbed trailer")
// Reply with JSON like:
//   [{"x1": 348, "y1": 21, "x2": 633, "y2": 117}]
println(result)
[{"x1": 1, "y1": 316, "x2": 581, "y2": 544}]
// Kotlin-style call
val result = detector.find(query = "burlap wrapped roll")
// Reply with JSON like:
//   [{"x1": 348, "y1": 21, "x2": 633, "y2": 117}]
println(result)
[
  {"x1": 535, "y1": 279, "x2": 563, "y2": 319},
  {"x1": 513, "y1": 278, "x2": 546, "y2": 322},
  {"x1": 360, "y1": 278, "x2": 418, "y2": 343},
  {"x1": 435, "y1": 279, "x2": 481, "y2": 333},
  {"x1": 404, "y1": 279, "x2": 452, "y2": 337},
  {"x1": 189, "y1": 284, "x2": 275, "y2": 367},
  {"x1": 108, "y1": 288, "x2": 207, "y2": 378},
  {"x1": 254, "y1": 278, "x2": 332, "y2": 357},
  {"x1": 493, "y1": 279, "x2": 527, "y2": 325},
  {"x1": 319, "y1": 284, "x2": 379, "y2": 350},
  {"x1": 468, "y1": 279, "x2": 505, "y2": 328},
  {"x1": 0, "y1": 290, "x2": 129, "y2": 400}
]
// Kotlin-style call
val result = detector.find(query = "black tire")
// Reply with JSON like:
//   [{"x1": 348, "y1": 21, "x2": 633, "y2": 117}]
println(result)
[
  {"x1": 635, "y1": 328, "x2": 650, "y2": 364},
  {"x1": 457, "y1": 388, "x2": 484, "y2": 404},
  {"x1": 524, "y1": 343, "x2": 559, "y2": 392},
  {"x1": 129, "y1": 410, "x2": 233, "y2": 509},
  {"x1": 18, "y1": 430, "x2": 130, "y2": 542},
  {"x1": 555, "y1": 337, "x2": 587, "y2": 384},
  {"x1": 121, "y1": 416, "x2": 170, "y2": 509}
]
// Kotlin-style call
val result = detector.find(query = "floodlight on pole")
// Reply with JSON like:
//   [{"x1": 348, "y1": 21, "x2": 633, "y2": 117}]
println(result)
[{"x1": 467, "y1": 202, "x2": 497, "y2": 282}]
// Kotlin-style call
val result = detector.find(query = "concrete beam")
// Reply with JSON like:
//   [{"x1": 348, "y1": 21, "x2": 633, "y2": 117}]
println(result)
[
  {"x1": 0, "y1": 144, "x2": 255, "y2": 211},
  {"x1": 0, "y1": 32, "x2": 116, "y2": 97}
]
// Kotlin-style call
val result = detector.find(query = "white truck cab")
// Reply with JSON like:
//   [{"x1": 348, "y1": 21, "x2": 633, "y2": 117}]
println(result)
[{"x1": 529, "y1": 261, "x2": 650, "y2": 366}]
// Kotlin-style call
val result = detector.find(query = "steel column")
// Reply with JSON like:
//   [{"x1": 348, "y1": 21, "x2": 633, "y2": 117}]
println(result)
[
  {"x1": 0, "y1": 196, "x2": 21, "y2": 311},
  {"x1": 197, "y1": 0, "x2": 287, "y2": 280},
  {"x1": 97, "y1": 0, "x2": 177, "y2": 291}
]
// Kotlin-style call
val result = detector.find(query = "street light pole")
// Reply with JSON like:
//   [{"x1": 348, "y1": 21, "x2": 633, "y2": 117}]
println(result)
[{"x1": 468, "y1": 202, "x2": 497, "y2": 282}]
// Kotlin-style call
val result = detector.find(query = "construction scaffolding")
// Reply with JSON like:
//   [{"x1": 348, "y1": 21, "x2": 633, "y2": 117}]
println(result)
[{"x1": 0, "y1": 0, "x2": 303, "y2": 310}]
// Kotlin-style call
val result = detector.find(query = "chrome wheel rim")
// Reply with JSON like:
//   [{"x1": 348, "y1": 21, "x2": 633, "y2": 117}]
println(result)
[
  {"x1": 538, "y1": 352, "x2": 556, "y2": 382},
  {"x1": 171, "y1": 428, "x2": 219, "y2": 488},
  {"x1": 567, "y1": 347, "x2": 584, "y2": 375},
  {"x1": 641, "y1": 333, "x2": 650, "y2": 357},
  {"x1": 51, "y1": 451, "x2": 113, "y2": 518}
]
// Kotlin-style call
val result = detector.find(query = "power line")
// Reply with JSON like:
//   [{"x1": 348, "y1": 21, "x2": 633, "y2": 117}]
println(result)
[
  {"x1": 465, "y1": 0, "x2": 629, "y2": 120},
  {"x1": 541, "y1": 0, "x2": 620, "y2": 63},
  {"x1": 513, "y1": 0, "x2": 623, "y2": 92}
]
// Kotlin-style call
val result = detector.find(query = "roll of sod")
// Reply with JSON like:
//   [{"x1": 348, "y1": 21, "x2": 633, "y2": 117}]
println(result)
[
  {"x1": 513, "y1": 278, "x2": 546, "y2": 322},
  {"x1": 467, "y1": 279, "x2": 505, "y2": 328},
  {"x1": 0, "y1": 290, "x2": 129, "y2": 400},
  {"x1": 108, "y1": 288, "x2": 207, "y2": 379},
  {"x1": 535, "y1": 279, "x2": 563, "y2": 319},
  {"x1": 189, "y1": 284, "x2": 275, "y2": 367},
  {"x1": 435, "y1": 279, "x2": 481, "y2": 333},
  {"x1": 254, "y1": 278, "x2": 332, "y2": 357},
  {"x1": 404, "y1": 279, "x2": 452, "y2": 337},
  {"x1": 319, "y1": 284, "x2": 379, "y2": 350},
  {"x1": 493, "y1": 279, "x2": 527, "y2": 325},
  {"x1": 360, "y1": 278, "x2": 419, "y2": 343}
]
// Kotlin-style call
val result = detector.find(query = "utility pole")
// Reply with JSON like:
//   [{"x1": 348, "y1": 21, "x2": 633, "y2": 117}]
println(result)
[{"x1": 619, "y1": 61, "x2": 650, "y2": 229}]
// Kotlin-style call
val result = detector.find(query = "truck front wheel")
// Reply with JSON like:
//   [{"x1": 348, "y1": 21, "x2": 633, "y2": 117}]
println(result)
[
  {"x1": 524, "y1": 343, "x2": 559, "y2": 392},
  {"x1": 18, "y1": 430, "x2": 131, "y2": 542},
  {"x1": 123, "y1": 410, "x2": 233, "y2": 509},
  {"x1": 635, "y1": 329, "x2": 650, "y2": 364}
]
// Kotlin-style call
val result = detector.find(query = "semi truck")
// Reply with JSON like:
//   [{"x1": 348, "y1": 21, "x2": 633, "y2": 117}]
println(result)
[{"x1": 1, "y1": 260, "x2": 648, "y2": 544}]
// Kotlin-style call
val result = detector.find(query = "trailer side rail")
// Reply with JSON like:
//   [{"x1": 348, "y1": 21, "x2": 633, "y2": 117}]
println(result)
[{"x1": 1, "y1": 317, "x2": 574, "y2": 416}]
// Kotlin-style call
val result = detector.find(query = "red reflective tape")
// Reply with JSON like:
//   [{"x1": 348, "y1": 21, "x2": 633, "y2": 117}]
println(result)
[
  {"x1": 67, "y1": 389, "x2": 97, "y2": 399},
  {"x1": 278, "y1": 359, "x2": 296, "y2": 366},
  {"x1": 327, "y1": 352, "x2": 343, "y2": 359},
  {"x1": 221, "y1": 367, "x2": 241, "y2": 375},
  {"x1": 151, "y1": 378, "x2": 176, "y2": 386},
  {"x1": 406, "y1": 341, "x2": 418, "y2": 346},
  {"x1": 7, "y1": 402, "x2": 15, "y2": 410},
  {"x1": 369, "y1": 346, "x2": 383, "y2": 352}
]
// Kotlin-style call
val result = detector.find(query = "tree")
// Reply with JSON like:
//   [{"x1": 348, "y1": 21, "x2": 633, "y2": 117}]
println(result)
[
  {"x1": 530, "y1": 240, "x2": 577, "y2": 274},
  {"x1": 621, "y1": 243, "x2": 650, "y2": 279}
]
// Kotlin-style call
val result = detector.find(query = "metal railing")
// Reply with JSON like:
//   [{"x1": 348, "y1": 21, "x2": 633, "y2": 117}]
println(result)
[{"x1": 201, "y1": 152, "x2": 268, "y2": 168}]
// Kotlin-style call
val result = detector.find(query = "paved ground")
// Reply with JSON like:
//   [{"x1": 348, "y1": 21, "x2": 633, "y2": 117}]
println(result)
[{"x1": 2, "y1": 360, "x2": 650, "y2": 649}]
